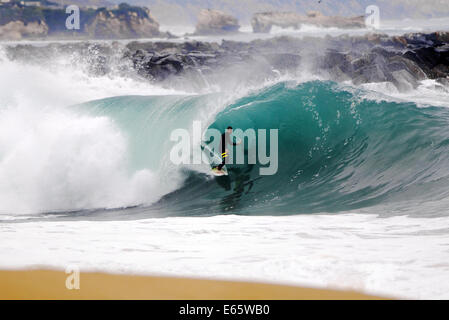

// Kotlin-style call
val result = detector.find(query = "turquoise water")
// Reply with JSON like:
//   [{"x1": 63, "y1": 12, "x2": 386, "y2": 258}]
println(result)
[{"x1": 70, "y1": 81, "x2": 449, "y2": 218}]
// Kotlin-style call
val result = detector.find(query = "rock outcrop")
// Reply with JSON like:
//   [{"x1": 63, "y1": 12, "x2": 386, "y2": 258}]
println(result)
[
  {"x1": 316, "y1": 32, "x2": 449, "y2": 90},
  {"x1": 4, "y1": 32, "x2": 449, "y2": 92},
  {"x1": 126, "y1": 31, "x2": 449, "y2": 90},
  {"x1": 0, "y1": 20, "x2": 48, "y2": 40},
  {"x1": 251, "y1": 11, "x2": 365, "y2": 33},
  {"x1": 194, "y1": 9, "x2": 240, "y2": 35},
  {"x1": 85, "y1": 5, "x2": 161, "y2": 39}
]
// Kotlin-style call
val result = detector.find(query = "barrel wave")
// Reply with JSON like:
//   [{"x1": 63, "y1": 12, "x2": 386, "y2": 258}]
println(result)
[
  {"x1": 3, "y1": 80, "x2": 449, "y2": 217},
  {"x1": 144, "y1": 81, "x2": 449, "y2": 216}
]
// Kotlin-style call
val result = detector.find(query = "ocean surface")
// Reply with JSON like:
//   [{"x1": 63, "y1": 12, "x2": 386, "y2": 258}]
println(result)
[{"x1": 1, "y1": 21, "x2": 449, "y2": 299}]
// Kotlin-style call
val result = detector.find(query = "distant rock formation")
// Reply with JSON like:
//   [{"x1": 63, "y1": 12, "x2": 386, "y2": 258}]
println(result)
[
  {"x1": 85, "y1": 5, "x2": 161, "y2": 39},
  {"x1": 251, "y1": 11, "x2": 365, "y2": 33},
  {"x1": 0, "y1": 2, "x2": 167, "y2": 40},
  {"x1": 0, "y1": 20, "x2": 48, "y2": 40},
  {"x1": 194, "y1": 9, "x2": 240, "y2": 35}
]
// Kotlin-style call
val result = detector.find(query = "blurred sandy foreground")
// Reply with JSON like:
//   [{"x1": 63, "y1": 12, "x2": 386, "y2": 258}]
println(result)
[{"x1": 0, "y1": 269, "x2": 387, "y2": 300}]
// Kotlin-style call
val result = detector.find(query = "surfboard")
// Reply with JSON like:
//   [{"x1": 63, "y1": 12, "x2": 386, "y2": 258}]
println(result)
[
  {"x1": 211, "y1": 166, "x2": 228, "y2": 176},
  {"x1": 201, "y1": 144, "x2": 229, "y2": 176}
]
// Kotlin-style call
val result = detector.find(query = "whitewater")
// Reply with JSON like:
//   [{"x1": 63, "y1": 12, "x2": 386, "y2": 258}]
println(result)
[{"x1": 1, "y1": 26, "x2": 449, "y2": 299}]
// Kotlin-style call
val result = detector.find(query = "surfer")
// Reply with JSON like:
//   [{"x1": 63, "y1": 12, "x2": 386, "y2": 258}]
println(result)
[{"x1": 214, "y1": 126, "x2": 241, "y2": 173}]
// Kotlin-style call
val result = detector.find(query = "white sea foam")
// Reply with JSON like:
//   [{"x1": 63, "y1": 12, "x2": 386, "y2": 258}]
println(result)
[
  {"x1": 355, "y1": 79, "x2": 449, "y2": 108},
  {"x1": 0, "y1": 49, "x2": 186, "y2": 214},
  {"x1": 0, "y1": 104, "x2": 174, "y2": 213}
]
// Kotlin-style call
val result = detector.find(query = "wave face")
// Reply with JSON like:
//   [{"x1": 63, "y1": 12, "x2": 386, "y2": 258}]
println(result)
[
  {"x1": 3, "y1": 80, "x2": 449, "y2": 216},
  {"x1": 154, "y1": 81, "x2": 449, "y2": 216}
]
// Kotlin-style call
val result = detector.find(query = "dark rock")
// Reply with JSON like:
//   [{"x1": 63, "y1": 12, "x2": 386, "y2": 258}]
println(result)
[{"x1": 5, "y1": 31, "x2": 448, "y2": 92}]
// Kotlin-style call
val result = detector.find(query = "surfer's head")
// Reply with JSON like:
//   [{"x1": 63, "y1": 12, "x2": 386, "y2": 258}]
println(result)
[{"x1": 227, "y1": 126, "x2": 233, "y2": 133}]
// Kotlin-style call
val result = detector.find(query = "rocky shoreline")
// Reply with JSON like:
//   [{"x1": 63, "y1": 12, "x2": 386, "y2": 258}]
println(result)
[
  {"x1": 3, "y1": 32, "x2": 449, "y2": 92},
  {"x1": 129, "y1": 32, "x2": 449, "y2": 90}
]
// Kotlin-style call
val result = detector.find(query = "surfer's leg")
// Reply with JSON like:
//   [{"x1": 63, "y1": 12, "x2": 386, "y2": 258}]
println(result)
[
  {"x1": 217, "y1": 158, "x2": 225, "y2": 170},
  {"x1": 217, "y1": 151, "x2": 227, "y2": 170}
]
